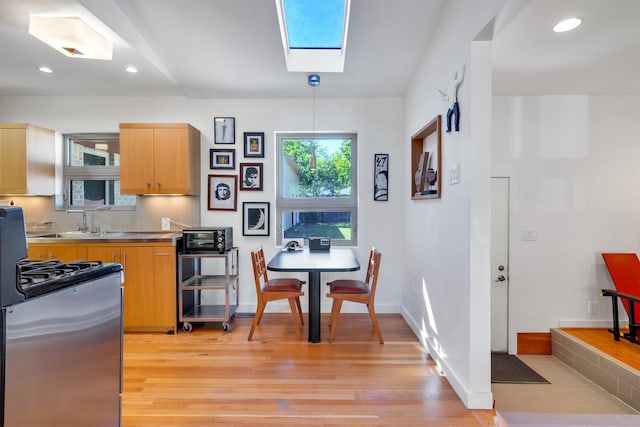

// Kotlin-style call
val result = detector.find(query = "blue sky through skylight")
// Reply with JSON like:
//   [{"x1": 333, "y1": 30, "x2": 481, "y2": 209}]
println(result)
[{"x1": 283, "y1": 0, "x2": 345, "y2": 49}]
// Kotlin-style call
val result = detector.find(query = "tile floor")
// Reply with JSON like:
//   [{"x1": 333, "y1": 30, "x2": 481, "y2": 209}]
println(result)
[{"x1": 492, "y1": 355, "x2": 640, "y2": 426}]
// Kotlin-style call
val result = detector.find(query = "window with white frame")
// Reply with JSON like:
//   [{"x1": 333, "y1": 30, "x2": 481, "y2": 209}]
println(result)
[
  {"x1": 62, "y1": 133, "x2": 136, "y2": 208},
  {"x1": 276, "y1": 132, "x2": 357, "y2": 246}
]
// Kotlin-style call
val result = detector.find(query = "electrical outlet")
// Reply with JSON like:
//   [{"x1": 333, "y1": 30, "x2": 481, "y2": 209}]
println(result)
[
  {"x1": 520, "y1": 230, "x2": 537, "y2": 241},
  {"x1": 587, "y1": 300, "x2": 597, "y2": 314},
  {"x1": 161, "y1": 217, "x2": 170, "y2": 231}
]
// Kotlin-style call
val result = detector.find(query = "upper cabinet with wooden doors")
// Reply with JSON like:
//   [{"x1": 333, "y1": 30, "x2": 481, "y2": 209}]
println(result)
[
  {"x1": 0, "y1": 123, "x2": 55, "y2": 195},
  {"x1": 119, "y1": 123, "x2": 200, "y2": 195}
]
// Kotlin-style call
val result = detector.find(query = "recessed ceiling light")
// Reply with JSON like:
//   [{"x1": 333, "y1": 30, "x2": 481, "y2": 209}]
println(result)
[
  {"x1": 553, "y1": 17, "x2": 582, "y2": 33},
  {"x1": 125, "y1": 66, "x2": 138, "y2": 73},
  {"x1": 38, "y1": 66, "x2": 53, "y2": 73}
]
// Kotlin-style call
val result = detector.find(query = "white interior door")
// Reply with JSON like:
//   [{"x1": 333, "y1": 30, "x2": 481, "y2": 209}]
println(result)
[{"x1": 491, "y1": 177, "x2": 510, "y2": 353}]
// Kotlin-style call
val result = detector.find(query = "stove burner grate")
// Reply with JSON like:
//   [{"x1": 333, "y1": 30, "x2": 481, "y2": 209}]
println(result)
[{"x1": 17, "y1": 259, "x2": 109, "y2": 296}]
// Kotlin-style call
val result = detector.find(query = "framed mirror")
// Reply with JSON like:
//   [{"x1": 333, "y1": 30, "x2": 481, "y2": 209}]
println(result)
[{"x1": 411, "y1": 115, "x2": 442, "y2": 200}]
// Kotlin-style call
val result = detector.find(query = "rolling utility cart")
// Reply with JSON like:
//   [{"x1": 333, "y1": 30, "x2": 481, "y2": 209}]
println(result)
[{"x1": 178, "y1": 247, "x2": 239, "y2": 332}]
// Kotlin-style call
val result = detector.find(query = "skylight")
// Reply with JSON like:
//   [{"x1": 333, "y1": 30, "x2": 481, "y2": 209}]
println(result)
[{"x1": 275, "y1": 0, "x2": 351, "y2": 72}]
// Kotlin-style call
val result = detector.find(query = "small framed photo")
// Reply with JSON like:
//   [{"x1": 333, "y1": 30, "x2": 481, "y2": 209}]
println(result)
[
  {"x1": 243, "y1": 202, "x2": 270, "y2": 236},
  {"x1": 239, "y1": 162, "x2": 263, "y2": 191},
  {"x1": 244, "y1": 132, "x2": 265, "y2": 158},
  {"x1": 374, "y1": 153, "x2": 389, "y2": 201},
  {"x1": 210, "y1": 149, "x2": 235, "y2": 169},
  {"x1": 214, "y1": 117, "x2": 235, "y2": 144},
  {"x1": 208, "y1": 175, "x2": 237, "y2": 211}
]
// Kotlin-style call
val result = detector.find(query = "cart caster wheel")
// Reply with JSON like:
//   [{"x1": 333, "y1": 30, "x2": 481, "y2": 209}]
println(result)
[
  {"x1": 183, "y1": 322, "x2": 193, "y2": 333},
  {"x1": 222, "y1": 322, "x2": 230, "y2": 332}
]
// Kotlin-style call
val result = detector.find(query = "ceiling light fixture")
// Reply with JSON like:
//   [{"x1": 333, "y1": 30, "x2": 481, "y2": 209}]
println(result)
[
  {"x1": 28, "y1": 15, "x2": 113, "y2": 60},
  {"x1": 38, "y1": 66, "x2": 53, "y2": 73},
  {"x1": 125, "y1": 66, "x2": 138, "y2": 73},
  {"x1": 553, "y1": 17, "x2": 582, "y2": 33}
]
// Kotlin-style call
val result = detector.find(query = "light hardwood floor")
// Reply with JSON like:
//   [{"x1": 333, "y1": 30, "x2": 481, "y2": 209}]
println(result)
[
  {"x1": 560, "y1": 327, "x2": 640, "y2": 371},
  {"x1": 122, "y1": 313, "x2": 503, "y2": 426}
]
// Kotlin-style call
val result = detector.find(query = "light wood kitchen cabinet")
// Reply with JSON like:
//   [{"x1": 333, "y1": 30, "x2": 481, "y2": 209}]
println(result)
[
  {"x1": 28, "y1": 243, "x2": 87, "y2": 262},
  {"x1": 88, "y1": 242, "x2": 177, "y2": 333},
  {"x1": 29, "y1": 241, "x2": 178, "y2": 333},
  {"x1": 119, "y1": 123, "x2": 200, "y2": 195},
  {"x1": 153, "y1": 247, "x2": 176, "y2": 329},
  {"x1": 86, "y1": 245, "x2": 121, "y2": 264},
  {"x1": 0, "y1": 123, "x2": 55, "y2": 195},
  {"x1": 121, "y1": 246, "x2": 156, "y2": 331}
]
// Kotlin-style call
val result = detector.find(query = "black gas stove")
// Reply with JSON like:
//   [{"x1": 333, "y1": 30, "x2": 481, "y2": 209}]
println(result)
[
  {"x1": 0, "y1": 206, "x2": 124, "y2": 427},
  {"x1": 0, "y1": 207, "x2": 121, "y2": 306},
  {"x1": 17, "y1": 259, "x2": 122, "y2": 299}
]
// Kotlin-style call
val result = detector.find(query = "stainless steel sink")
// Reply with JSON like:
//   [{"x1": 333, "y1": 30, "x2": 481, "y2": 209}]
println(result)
[
  {"x1": 35, "y1": 231, "x2": 101, "y2": 238},
  {"x1": 29, "y1": 231, "x2": 178, "y2": 240}
]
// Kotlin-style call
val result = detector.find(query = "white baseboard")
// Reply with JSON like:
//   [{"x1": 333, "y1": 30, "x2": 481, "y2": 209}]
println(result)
[{"x1": 399, "y1": 307, "x2": 493, "y2": 410}]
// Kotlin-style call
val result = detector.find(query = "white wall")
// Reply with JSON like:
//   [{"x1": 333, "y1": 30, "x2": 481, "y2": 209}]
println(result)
[
  {"x1": 401, "y1": 0, "x2": 508, "y2": 410},
  {"x1": 492, "y1": 94, "x2": 640, "y2": 339},
  {"x1": 0, "y1": 95, "x2": 405, "y2": 314}
]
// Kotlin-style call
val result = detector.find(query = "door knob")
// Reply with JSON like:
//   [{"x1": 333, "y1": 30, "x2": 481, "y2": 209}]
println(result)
[{"x1": 495, "y1": 275, "x2": 506, "y2": 282}]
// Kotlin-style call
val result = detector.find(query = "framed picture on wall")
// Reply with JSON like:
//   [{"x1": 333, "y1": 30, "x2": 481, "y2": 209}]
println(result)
[
  {"x1": 210, "y1": 149, "x2": 235, "y2": 169},
  {"x1": 374, "y1": 153, "x2": 389, "y2": 201},
  {"x1": 214, "y1": 117, "x2": 235, "y2": 144},
  {"x1": 208, "y1": 174, "x2": 237, "y2": 211},
  {"x1": 243, "y1": 202, "x2": 270, "y2": 236},
  {"x1": 244, "y1": 132, "x2": 264, "y2": 158},
  {"x1": 239, "y1": 162, "x2": 263, "y2": 191}
]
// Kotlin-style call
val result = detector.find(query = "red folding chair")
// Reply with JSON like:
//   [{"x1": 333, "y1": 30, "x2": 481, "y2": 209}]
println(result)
[{"x1": 601, "y1": 253, "x2": 640, "y2": 344}]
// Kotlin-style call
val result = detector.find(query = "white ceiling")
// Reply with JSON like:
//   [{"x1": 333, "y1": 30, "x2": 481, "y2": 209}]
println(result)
[
  {"x1": 0, "y1": 0, "x2": 638, "y2": 99},
  {"x1": 492, "y1": 0, "x2": 640, "y2": 96}
]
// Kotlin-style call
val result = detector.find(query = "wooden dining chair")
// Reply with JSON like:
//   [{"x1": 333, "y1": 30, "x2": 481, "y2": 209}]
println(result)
[
  {"x1": 326, "y1": 247, "x2": 384, "y2": 344},
  {"x1": 247, "y1": 246, "x2": 306, "y2": 341}
]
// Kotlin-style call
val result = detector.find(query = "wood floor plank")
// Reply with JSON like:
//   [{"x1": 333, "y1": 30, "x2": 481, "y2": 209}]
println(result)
[{"x1": 122, "y1": 314, "x2": 502, "y2": 426}]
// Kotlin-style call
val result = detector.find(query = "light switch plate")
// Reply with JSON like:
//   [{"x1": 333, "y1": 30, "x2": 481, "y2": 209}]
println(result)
[{"x1": 449, "y1": 164, "x2": 460, "y2": 185}]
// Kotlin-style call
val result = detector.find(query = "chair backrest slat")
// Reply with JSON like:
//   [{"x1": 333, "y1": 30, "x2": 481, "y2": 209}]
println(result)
[
  {"x1": 365, "y1": 247, "x2": 381, "y2": 297},
  {"x1": 251, "y1": 246, "x2": 269, "y2": 294}
]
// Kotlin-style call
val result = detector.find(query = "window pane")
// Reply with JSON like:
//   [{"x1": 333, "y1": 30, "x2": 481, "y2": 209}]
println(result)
[
  {"x1": 282, "y1": 138, "x2": 351, "y2": 198},
  {"x1": 283, "y1": 0, "x2": 346, "y2": 49},
  {"x1": 68, "y1": 137, "x2": 119, "y2": 167},
  {"x1": 282, "y1": 211, "x2": 352, "y2": 240},
  {"x1": 277, "y1": 132, "x2": 356, "y2": 246},
  {"x1": 69, "y1": 179, "x2": 136, "y2": 206}
]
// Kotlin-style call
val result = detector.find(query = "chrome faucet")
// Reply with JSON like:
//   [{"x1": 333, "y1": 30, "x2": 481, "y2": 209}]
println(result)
[{"x1": 66, "y1": 209, "x2": 88, "y2": 233}]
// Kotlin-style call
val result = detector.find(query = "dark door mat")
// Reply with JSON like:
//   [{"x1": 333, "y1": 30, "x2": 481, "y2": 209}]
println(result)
[{"x1": 491, "y1": 353, "x2": 550, "y2": 384}]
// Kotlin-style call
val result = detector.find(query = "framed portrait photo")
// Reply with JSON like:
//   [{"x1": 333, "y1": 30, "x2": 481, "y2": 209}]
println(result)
[
  {"x1": 210, "y1": 149, "x2": 235, "y2": 170},
  {"x1": 243, "y1": 202, "x2": 270, "y2": 236},
  {"x1": 239, "y1": 162, "x2": 263, "y2": 191},
  {"x1": 374, "y1": 153, "x2": 389, "y2": 201},
  {"x1": 214, "y1": 117, "x2": 235, "y2": 144},
  {"x1": 208, "y1": 174, "x2": 237, "y2": 211},
  {"x1": 244, "y1": 132, "x2": 264, "y2": 158}
]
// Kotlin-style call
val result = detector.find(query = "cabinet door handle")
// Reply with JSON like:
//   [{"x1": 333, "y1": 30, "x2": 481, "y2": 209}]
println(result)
[
  {"x1": 112, "y1": 253, "x2": 116, "y2": 263},
  {"x1": 122, "y1": 253, "x2": 127, "y2": 269}
]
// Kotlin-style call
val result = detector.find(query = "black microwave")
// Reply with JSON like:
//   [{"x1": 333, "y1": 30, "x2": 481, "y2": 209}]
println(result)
[{"x1": 183, "y1": 227, "x2": 233, "y2": 254}]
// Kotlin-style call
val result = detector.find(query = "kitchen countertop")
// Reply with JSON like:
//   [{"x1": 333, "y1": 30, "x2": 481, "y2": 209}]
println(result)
[{"x1": 27, "y1": 231, "x2": 182, "y2": 245}]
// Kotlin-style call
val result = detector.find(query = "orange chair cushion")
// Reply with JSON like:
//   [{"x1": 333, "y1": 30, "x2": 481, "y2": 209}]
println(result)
[
  {"x1": 263, "y1": 278, "x2": 303, "y2": 292},
  {"x1": 328, "y1": 280, "x2": 369, "y2": 294}
]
